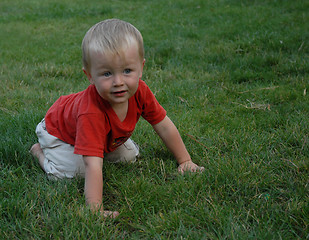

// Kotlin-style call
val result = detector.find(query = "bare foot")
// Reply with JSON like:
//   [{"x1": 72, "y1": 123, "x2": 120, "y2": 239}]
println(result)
[{"x1": 30, "y1": 143, "x2": 45, "y2": 170}]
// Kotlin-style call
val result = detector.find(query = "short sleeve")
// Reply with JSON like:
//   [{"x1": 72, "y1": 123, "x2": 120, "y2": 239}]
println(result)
[{"x1": 138, "y1": 81, "x2": 166, "y2": 125}]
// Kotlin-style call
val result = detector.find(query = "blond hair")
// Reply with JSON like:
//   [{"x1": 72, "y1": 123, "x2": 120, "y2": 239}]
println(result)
[{"x1": 82, "y1": 19, "x2": 144, "y2": 72}]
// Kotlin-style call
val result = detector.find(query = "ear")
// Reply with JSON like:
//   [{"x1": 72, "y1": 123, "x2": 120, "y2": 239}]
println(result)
[
  {"x1": 139, "y1": 59, "x2": 146, "y2": 79},
  {"x1": 83, "y1": 68, "x2": 93, "y2": 83}
]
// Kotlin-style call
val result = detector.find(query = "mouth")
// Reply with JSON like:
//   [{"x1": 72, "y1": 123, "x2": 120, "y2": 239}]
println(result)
[{"x1": 112, "y1": 90, "x2": 127, "y2": 97}]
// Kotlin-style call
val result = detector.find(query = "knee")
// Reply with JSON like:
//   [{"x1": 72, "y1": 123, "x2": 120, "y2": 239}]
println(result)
[
  {"x1": 123, "y1": 139, "x2": 139, "y2": 163},
  {"x1": 105, "y1": 139, "x2": 139, "y2": 163}
]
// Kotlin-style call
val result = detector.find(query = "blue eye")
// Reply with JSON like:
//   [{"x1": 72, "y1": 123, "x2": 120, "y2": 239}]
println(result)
[
  {"x1": 124, "y1": 69, "x2": 131, "y2": 74},
  {"x1": 103, "y1": 72, "x2": 112, "y2": 77}
]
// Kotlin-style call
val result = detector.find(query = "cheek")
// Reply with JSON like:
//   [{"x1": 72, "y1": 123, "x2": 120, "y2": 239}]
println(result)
[
  {"x1": 132, "y1": 80, "x2": 139, "y2": 92},
  {"x1": 94, "y1": 81, "x2": 110, "y2": 93},
  {"x1": 126, "y1": 78, "x2": 139, "y2": 94}
]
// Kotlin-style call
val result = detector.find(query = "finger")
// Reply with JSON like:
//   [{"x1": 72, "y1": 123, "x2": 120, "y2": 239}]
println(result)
[
  {"x1": 178, "y1": 166, "x2": 184, "y2": 174},
  {"x1": 191, "y1": 166, "x2": 204, "y2": 173},
  {"x1": 103, "y1": 210, "x2": 119, "y2": 219}
]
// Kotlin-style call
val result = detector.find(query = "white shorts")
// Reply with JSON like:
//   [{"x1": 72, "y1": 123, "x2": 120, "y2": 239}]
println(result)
[{"x1": 35, "y1": 119, "x2": 139, "y2": 179}]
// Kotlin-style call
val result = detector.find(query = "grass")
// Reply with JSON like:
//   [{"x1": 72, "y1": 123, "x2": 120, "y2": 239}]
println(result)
[{"x1": 0, "y1": 0, "x2": 308, "y2": 239}]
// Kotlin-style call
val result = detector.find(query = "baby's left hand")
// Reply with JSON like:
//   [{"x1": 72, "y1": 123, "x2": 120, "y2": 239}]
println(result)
[{"x1": 178, "y1": 160, "x2": 205, "y2": 174}]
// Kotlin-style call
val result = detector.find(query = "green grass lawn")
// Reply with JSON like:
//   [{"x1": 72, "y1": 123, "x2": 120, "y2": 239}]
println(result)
[{"x1": 1, "y1": 0, "x2": 308, "y2": 239}]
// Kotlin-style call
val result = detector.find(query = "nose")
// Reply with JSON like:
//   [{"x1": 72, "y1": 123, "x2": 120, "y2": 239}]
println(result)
[{"x1": 113, "y1": 74, "x2": 124, "y2": 86}]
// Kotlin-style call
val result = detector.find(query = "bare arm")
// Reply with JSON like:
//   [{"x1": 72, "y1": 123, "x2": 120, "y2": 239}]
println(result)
[
  {"x1": 83, "y1": 156, "x2": 103, "y2": 209},
  {"x1": 152, "y1": 116, "x2": 204, "y2": 173},
  {"x1": 152, "y1": 116, "x2": 191, "y2": 165},
  {"x1": 83, "y1": 156, "x2": 119, "y2": 218}
]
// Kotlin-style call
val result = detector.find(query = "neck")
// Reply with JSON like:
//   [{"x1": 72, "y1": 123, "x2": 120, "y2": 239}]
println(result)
[{"x1": 112, "y1": 101, "x2": 129, "y2": 122}]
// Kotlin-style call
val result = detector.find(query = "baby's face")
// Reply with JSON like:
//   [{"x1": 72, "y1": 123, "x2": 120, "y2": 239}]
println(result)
[{"x1": 85, "y1": 43, "x2": 144, "y2": 109}]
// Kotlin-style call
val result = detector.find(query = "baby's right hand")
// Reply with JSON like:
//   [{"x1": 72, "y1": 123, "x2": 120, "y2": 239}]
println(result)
[{"x1": 102, "y1": 210, "x2": 119, "y2": 219}]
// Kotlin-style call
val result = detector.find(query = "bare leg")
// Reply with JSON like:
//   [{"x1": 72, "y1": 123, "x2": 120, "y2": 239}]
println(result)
[{"x1": 30, "y1": 143, "x2": 45, "y2": 170}]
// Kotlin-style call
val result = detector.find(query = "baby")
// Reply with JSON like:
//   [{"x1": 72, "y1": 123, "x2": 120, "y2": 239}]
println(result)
[{"x1": 30, "y1": 19, "x2": 204, "y2": 218}]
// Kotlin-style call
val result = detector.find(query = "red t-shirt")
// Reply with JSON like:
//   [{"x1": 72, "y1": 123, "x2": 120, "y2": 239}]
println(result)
[{"x1": 45, "y1": 79, "x2": 166, "y2": 158}]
